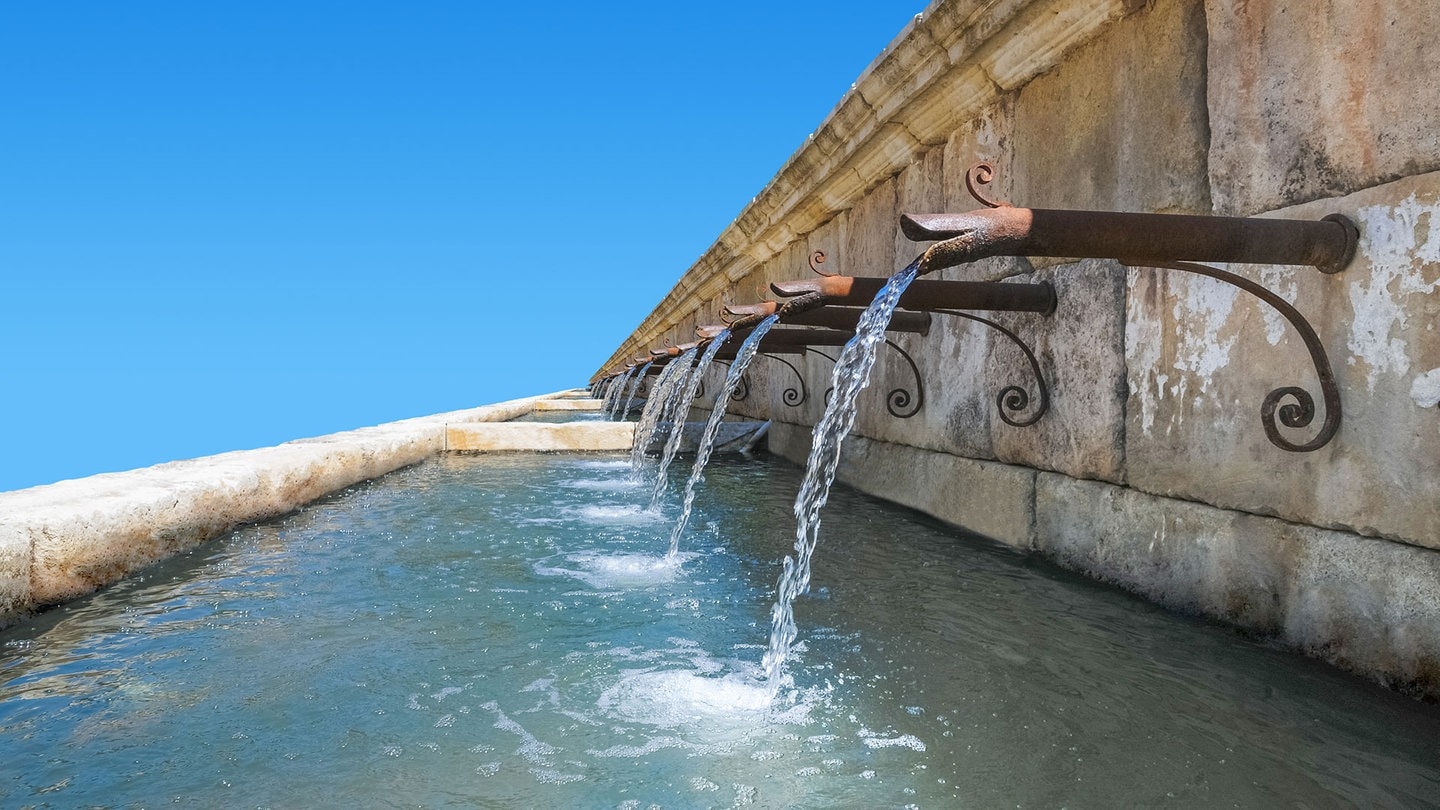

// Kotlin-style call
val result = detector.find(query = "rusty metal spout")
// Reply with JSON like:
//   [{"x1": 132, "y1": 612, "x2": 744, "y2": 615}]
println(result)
[
  {"x1": 901, "y1": 207, "x2": 1358, "y2": 276},
  {"x1": 772, "y1": 274, "x2": 1056, "y2": 315},
  {"x1": 723, "y1": 303, "x2": 931, "y2": 335}
]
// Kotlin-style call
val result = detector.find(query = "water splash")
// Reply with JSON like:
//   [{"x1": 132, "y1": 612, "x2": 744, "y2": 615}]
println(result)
[
  {"x1": 763, "y1": 259, "x2": 920, "y2": 691},
  {"x1": 619, "y1": 361, "x2": 653, "y2": 421},
  {"x1": 631, "y1": 355, "x2": 693, "y2": 471},
  {"x1": 651, "y1": 338, "x2": 729, "y2": 508},
  {"x1": 667, "y1": 317, "x2": 779, "y2": 557}
]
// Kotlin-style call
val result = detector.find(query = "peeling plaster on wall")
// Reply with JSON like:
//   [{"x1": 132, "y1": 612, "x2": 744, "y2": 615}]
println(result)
[
  {"x1": 1257, "y1": 264, "x2": 1298, "y2": 346},
  {"x1": 1171, "y1": 275, "x2": 1239, "y2": 406},
  {"x1": 1413, "y1": 368, "x2": 1440, "y2": 409},
  {"x1": 1347, "y1": 195, "x2": 1440, "y2": 394},
  {"x1": 1126, "y1": 273, "x2": 1166, "y2": 438}
]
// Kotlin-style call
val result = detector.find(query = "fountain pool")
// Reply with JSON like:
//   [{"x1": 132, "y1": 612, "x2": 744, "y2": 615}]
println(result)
[{"x1": 2, "y1": 452, "x2": 1437, "y2": 807}]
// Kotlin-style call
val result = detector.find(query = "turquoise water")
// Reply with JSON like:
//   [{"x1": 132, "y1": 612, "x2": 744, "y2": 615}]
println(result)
[{"x1": 3, "y1": 453, "x2": 1438, "y2": 807}]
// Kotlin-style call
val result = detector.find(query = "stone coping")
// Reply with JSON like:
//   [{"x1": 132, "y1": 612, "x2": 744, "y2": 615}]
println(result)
[
  {"x1": 447, "y1": 421, "x2": 634, "y2": 452},
  {"x1": 0, "y1": 390, "x2": 593, "y2": 627}
]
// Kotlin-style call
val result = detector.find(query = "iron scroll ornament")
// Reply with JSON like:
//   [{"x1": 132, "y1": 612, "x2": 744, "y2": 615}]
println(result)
[
  {"x1": 759, "y1": 353, "x2": 809, "y2": 407},
  {"x1": 802, "y1": 342, "x2": 924, "y2": 418},
  {"x1": 1138, "y1": 260, "x2": 1341, "y2": 452},
  {"x1": 711, "y1": 361, "x2": 752, "y2": 403},
  {"x1": 930, "y1": 310, "x2": 1050, "y2": 427}
]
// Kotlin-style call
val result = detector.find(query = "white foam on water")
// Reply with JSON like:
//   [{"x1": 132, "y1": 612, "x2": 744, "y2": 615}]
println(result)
[
  {"x1": 858, "y1": 730, "x2": 927, "y2": 751},
  {"x1": 534, "y1": 551, "x2": 696, "y2": 590},
  {"x1": 560, "y1": 478, "x2": 642, "y2": 492},
  {"x1": 566, "y1": 460, "x2": 633, "y2": 471},
  {"x1": 598, "y1": 669, "x2": 772, "y2": 731},
  {"x1": 565, "y1": 504, "x2": 665, "y2": 524}
]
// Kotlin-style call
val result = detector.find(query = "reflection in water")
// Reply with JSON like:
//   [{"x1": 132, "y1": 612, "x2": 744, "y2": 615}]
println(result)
[{"x1": 2, "y1": 453, "x2": 1438, "y2": 807}]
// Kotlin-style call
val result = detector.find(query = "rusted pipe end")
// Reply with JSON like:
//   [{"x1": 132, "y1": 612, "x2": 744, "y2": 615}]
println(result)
[
  {"x1": 771, "y1": 276, "x2": 856, "y2": 299},
  {"x1": 1318, "y1": 214, "x2": 1359, "y2": 274},
  {"x1": 776, "y1": 291, "x2": 827, "y2": 318},
  {"x1": 901, "y1": 209, "x2": 1035, "y2": 275},
  {"x1": 696, "y1": 324, "x2": 728, "y2": 339},
  {"x1": 724, "y1": 301, "x2": 779, "y2": 318}
]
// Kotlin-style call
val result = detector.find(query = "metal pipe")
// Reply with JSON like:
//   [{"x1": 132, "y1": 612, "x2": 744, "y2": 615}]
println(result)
[
  {"x1": 722, "y1": 303, "x2": 932, "y2": 335},
  {"x1": 771, "y1": 275, "x2": 1056, "y2": 315},
  {"x1": 901, "y1": 207, "x2": 1358, "y2": 276}
]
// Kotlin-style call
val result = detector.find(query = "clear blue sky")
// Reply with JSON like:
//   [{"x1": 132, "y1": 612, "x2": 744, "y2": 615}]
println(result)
[{"x1": 1, "y1": 1, "x2": 924, "y2": 492}]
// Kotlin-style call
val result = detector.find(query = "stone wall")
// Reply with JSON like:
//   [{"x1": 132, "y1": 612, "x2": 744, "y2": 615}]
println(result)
[{"x1": 597, "y1": 0, "x2": 1440, "y2": 697}]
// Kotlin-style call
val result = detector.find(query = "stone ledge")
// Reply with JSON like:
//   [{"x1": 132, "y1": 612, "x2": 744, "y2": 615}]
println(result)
[
  {"x1": 446, "y1": 422, "x2": 635, "y2": 452},
  {"x1": 0, "y1": 391, "x2": 570, "y2": 628},
  {"x1": 533, "y1": 399, "x2": 604, "y2": 411}
]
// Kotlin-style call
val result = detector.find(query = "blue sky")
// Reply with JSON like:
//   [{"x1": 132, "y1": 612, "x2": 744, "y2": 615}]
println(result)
[{"x1": 0, "y1": 1, "x2": 924, "y2": 491}]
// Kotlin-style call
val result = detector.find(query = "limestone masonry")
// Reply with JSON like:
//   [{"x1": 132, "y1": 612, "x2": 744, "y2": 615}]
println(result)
[{"x1": 598, "y1": 0, "x2": 1440, "y2": 698}]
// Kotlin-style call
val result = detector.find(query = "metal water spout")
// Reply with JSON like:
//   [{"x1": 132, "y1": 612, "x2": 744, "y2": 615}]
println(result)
[
  {"x1": 722, "y1": 303, "x2": 933, "y2": 335},
  {"x1": 892, "y1": 162, "x2": 1358, "y2": 452},
  {"x1": 903, "y1": 164, "x2": 1357, "y2": 277},
  {"x1": 770, "y1": 274, "x2": 1056, "y2": 315}
]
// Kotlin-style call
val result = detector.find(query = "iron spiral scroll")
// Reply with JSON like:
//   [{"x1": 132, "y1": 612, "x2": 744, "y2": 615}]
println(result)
[
  {"x1": 1144, "y1": 261, "x2": 1341, "y2": 452},
  {"x1": 932, "y1": 310, "x2": 1050, "y2": 427},
  {"x1": 802, "y1": 342, "x2": 924, "y2": 418},
  {"x1": 759, "y1": 354, "x2": 809, "y2": 407}
]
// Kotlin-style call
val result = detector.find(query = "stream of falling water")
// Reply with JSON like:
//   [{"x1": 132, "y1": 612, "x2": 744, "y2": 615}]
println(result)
[
  {"x1": 602, "y1": 367, "x2": 634, "y2": 419},
  {"x1": 619, "y1": 361, "x2": 652, "y2": 420},
  {"x1": 668, "y1": 316, "x2": 779, "y2": 558},
  {"x1": 629, "y1": 355, "x2": 690, "y2": 471},
  {"x1": 763, "y1": 259, "x2": 920, "y2": 691},
  {"x1": 650, "y1": 339, "x2": 727, "y2": 507}
]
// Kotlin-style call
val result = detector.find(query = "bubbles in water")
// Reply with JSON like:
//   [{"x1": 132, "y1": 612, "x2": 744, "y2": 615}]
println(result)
[
  {"x1": 561, "y1": 478, "x2": 643, "y2": 493},
  {"x1": 534, "y1": 551, "x2": 696, "y2": 590},
  {"x1": 597, "y1": 669, "x2": 776, "y2": 731},
  {"x1": 565, "y1": 504, "x2": 665, "y2": 524},
  {"x1": 566, "y1": 459, "x2": 633, "y2": 471},
  {"x1": 860, "y1": 734, "x2": 927, "y2": 752}
]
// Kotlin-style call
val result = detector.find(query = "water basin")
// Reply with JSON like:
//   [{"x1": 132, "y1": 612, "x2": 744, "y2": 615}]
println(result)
[{"x1": 2, "y1": 453, "x2": 1437, "y2": 807}]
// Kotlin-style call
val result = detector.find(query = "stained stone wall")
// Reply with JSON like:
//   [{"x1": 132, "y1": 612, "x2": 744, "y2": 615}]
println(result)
[{"x1": 597, "y1": 0, "x2": 1440, "y2": 697}]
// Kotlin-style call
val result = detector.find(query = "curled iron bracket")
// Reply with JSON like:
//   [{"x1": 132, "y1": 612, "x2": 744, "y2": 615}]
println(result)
[
  {"x1": 713, "y1": 361, "x2": 752, "y2": 402},
  {"x1": 806, "y1": 348, "x2": 839, "y2": 406},
  {"x1": 801, "y1": 344, "x2": 923, "y2": 417},
  {"x1": 1140, "y1": 260, "x2": 1341, "y2": 452},
  {"x1": 809, "y1": 250, "x2": 836, "y2": 277},
  {"x1": 965, "y1": 162, "x2": 1011, "y2": 209},
  {"x1": 883, "y1": 339, "x2": 924, "y2": 418},
  {"x1": 932, "y1": 310, "x2": 1050, "y2": 427},
  {"x1": 759, "y1": 353, "x2": 808, "y2": 406}
]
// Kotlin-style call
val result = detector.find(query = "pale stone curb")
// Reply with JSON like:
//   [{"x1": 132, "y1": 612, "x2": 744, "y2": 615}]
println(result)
[
  {"x1": 0, "y1": 390, "x2": 587, "y2": 627},
  {"x1": 446, "y1": 422, "x2": 635, "y2": 452}
]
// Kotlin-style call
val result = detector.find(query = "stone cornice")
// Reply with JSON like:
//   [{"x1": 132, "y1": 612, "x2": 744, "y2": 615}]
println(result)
[{"x1": 596, "y1": 0, "x2": 1145, "y2": 378}]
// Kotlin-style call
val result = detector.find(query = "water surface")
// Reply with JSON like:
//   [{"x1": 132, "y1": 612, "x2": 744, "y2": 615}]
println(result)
[{"x1": 2, "y1": 454, "x2": 1437, "y2": 807}]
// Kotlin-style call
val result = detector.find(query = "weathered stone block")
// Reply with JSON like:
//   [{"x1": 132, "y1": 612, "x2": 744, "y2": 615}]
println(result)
[
  {"x1": 769, "y1": 427, "x2": 1037, "y2": 549},
  {"x1": 0, "y1": 525, "x2": 30, "y2": 622},
  {"x1": 1125, "y1": 172, "x2": 1440, "y2": 549},
  {"x1": 991, "y1": 260, "x2": 1128, "y2": 483},
  {"x1": 1206, "y1": 0, "x2": 1440, "y2": 216},
  {"x1": 1036, "y1": 473, "x2": 1440, "y2": 696},
  {"x1": 1012, "y1": 0, "x2": 1210, "y2": 214}
]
